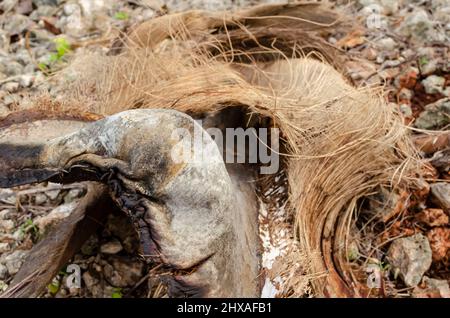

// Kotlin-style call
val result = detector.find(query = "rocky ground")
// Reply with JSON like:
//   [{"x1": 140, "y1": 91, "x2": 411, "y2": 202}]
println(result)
[
  {"x1": 337, "y1": 0, "x2": 449, "y2": 298},
  {"x1": 0, "y1": 0, "x2": 449, "y2": 298}
]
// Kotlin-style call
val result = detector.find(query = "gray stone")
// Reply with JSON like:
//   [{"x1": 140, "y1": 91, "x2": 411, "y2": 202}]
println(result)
[
  {"x1": 375, "y1": 55, "x2": 386, "y2": 64},
  {"x1": 45, "y1": 188, "x2": 60, "y2": 201},
  {"x1": 0, "y1": 242, "x2": 10, "y2": 253},
  {"x1": 0, "y1": 264, "x2": 8, "y2": 280},
  {"x1": 58, "y1": 14, "x2": 86, "y2": 38},
  {"x1": 15, "y1": 50, "x2": 33, "y2": 66},
  {"x1": 376, "y1": 37, "x2": 397, "y2": 51},
  {"x1": 426, "y1": 29, "x2": 447, "y2": 42},
  {"x1": 0, "y1": 31, "x2": 9, "y2": 50},
  {"x1": 35, "y1": 201, "x2": 77, "y2": 232},
  {"x1": 82, "y1": 270, "x2": 110, "y2": 297},
  {"x1": 80, "y1": 235, "x2": 98, "y2": 256},
  {"x1": 398, "y1": 88, "x2": 413, "y2": 100},
  {"x1": 19, "y1": 74, "x2": 33, "y2": 88},
  {"x1": 369, "y1": 187, "x2": 406, "y2": 222},
  {"x1": 32, "y1": 0, "x2": 58, "y2": 6},
  {"x1": 419, "y1": 59, "x2": 438, "y2": 76},
  {"x1": 444, "y1": 86, "x2": 450, "y2": 98},
  {"x1": 401, "y1": 48, "x2": 415, "y2": 60},
  {"x1": 2, "y1": 94, "x2": 20, "y2": 107},
  {"x1": 417, "y1": 47, "x2": 435, "y2": 57},
  {"x1": 434, "y1": 7, "x2": 450, "y2": 24},
  {"x1": 34, "y1": 72, "x2": 45, "y2": 85},
  {"x1": 0, "y1": 220, "x2": 15, "y2": 231},
  {"x1": 424, "y1": 277, "x2": 450, "y2": 298},
  {"x1": 0, "y1": 209, "x2": 13, "y2": 220},
  {"x1": 387, "y1": 234, "x2": 432, "y2": 287},
  {"x1": 399, "y1": 9, "x2": 432, "y2": 41},
  {"x1": 413, "y1": 276, "x2": 450, "y2": 298},
  {"x1": 0, "y1": 0, "x2": 18, "y2": 12},
  {"x1": 5, "y1": 61, "x2": 23, "y2": 76},
  {"x1": 68, "y1": 286, "x2": 80, "y2": 296},
  {"x1": 82, "y1": 271, "x2": 98, "y2": 290},
  {"x1": 399, "y1": 104, "x2": 413, "y2": 118},
  {"x1": 105, "y1": 213, "x2": 139, "y2": 253},
  {"x1": 0, "y1": 280, "x2": 8, "y2": 292},
  {"x1": 63, "y1": 188, "x2": 84, "y2": 203},
  {"x1": 100, "y1": 239, "x2": 123, "y2": 255},
  {"x1": 79, "y1": 0, "x2": 109, "y2": 16},
  {"x1": 422, "y1": 75, "x2": 445, "y2": 94},
  {"x1": 380, "y1": 0, "x2": 400, "y2": 15},
  {"x1": 63, "y1": 3, "x2": 80, "y2": 16},
  {"x1": 3, "y1": 14, "x2": 33, "y2": 36},
  {"x1": 358, "y1": 0, "x2": 378, "y2": 6},
  {"x1": 0, "y1": 232, "x2": 12, "y2": 241},
  {"x1": 2, "y1": 82, "x2": 19, "y2": 93},
  {"x1": 414, "y1": 98, "x2": 450, "y2": 130},
  {"x1": 103, "y1": 256, "x2": 144, "y2": 287},
  {"x1": 141, "y1": 8, "x2": 155, "y2": 21},
  {"x1": 431, "y1": 0, "x2": 449, "y2": 9},
  {"x1": 0, "y1": 189, "x2": 16, "y2": 205},
  {"x1": 30, "y1": 29, "x2": 54, "y2": 42},
  {"x1": 430, "y1": 182, "x2": 450, "y2": 211},
  {"x1": 0, "y1": 104, "x2": 8, "y2": 116},
  {"x1": 34, "y1": 193, "x2": 48, "y2": 205},
  {"x1": 23, "y1": 64, "x2": 36, "y2": 74},
  {"x1": 29, "y1": 5, "x2": 57, "y2": 21},
  {"x1": 4, "y1": 250, "x2": 28, "y2": 275}
]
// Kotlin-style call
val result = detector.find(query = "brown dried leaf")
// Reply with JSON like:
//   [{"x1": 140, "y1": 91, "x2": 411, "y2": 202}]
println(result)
[
  {"x1": 410, "y1": 179, "x2": 430, "y2": 206},
  {"x1": 427, "y1": 227, "x2": 450, "y2": 263},
  {"x1": 397, "y1": 68, "x2": 419, "y2": 90},
  {"x1": 416, "y1": 208, "x2": 449, "y2": 227},
  {"x1": 42, "y1": 17, "x2": 61, "y2": 35},
  {"x1": 383, "y1": 190, "x2": 410, "y2": 223},
  {"x1": 413, "y1": 133, "x2": 450, "y2": 155},
  {"x1": 336, "y1": 30, "x2": 365, "y2": 49},
  {"x1": 380, "y1": 220, "x2": 415, "y2": 243},
  {"x1": 418, "y1": 163, "x2": 439, "y2": 181}
]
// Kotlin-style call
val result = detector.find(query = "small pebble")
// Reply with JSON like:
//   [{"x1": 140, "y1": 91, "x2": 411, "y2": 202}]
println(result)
[
  {"x1": 0, "y1": 220, "x2": 15, "y2": 231},
  {"x1": 0, "y1": 242, "x2": 10, "y2": 253},
  {"x1": 100, "y1": 239, "x2": 123, "y2": 255},
  {"x1": 422, "y1": 75, "x2": 445, "y2": 94},
  {"x1": 2, "y1": 81, "x2": 19, "y2": 93}
]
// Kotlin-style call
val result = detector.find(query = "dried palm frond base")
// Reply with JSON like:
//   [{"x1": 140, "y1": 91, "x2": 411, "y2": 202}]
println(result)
[{"x1": 0, "y1": 2, "x2": 424, "y2": 297}]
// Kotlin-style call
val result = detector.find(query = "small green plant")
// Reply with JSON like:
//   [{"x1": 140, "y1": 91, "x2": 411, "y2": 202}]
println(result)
[
  {"x1": 379, "y1": 261, "x2": 390, "y2": 272},
  {"x1": 0, "y1": 281, "x2": 8, "y2": 292},
  {"x1": 39, "y1": 37, "x2": 72, "y2": 73},
  {"x1": 111, "y1": 287, "x2": 123, "y2": 298},
  {"x1": 347, "y1": 248, "x2": 359, "y2": 262},
  {"x1": 47, "y1": 278, "x2": 60, "y2": 295},
  {"x1": 19, "y1": 219, "x2": 38, "y2": 235},
  {"x1": 38, "y1": 62, "x2": 48, "y2": 72},
  {"x1": 18, "y1": 218, "x2": 40, "y2": 242},
  {"x1": 58, "y1": 269, "x2": 68, "y2": 277},
  {"x1": 114, "y1": 11, "x2": 129, "y2": 20},
  {"x1": 419, "y1": 56, "x2": 429, "y2": 67},
  {"x1": 51, "y1": 37, "x2": 71, "y2": 61},
  {"x1": 346, "y1": 241, "x2": 359, "y2": 262}
]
